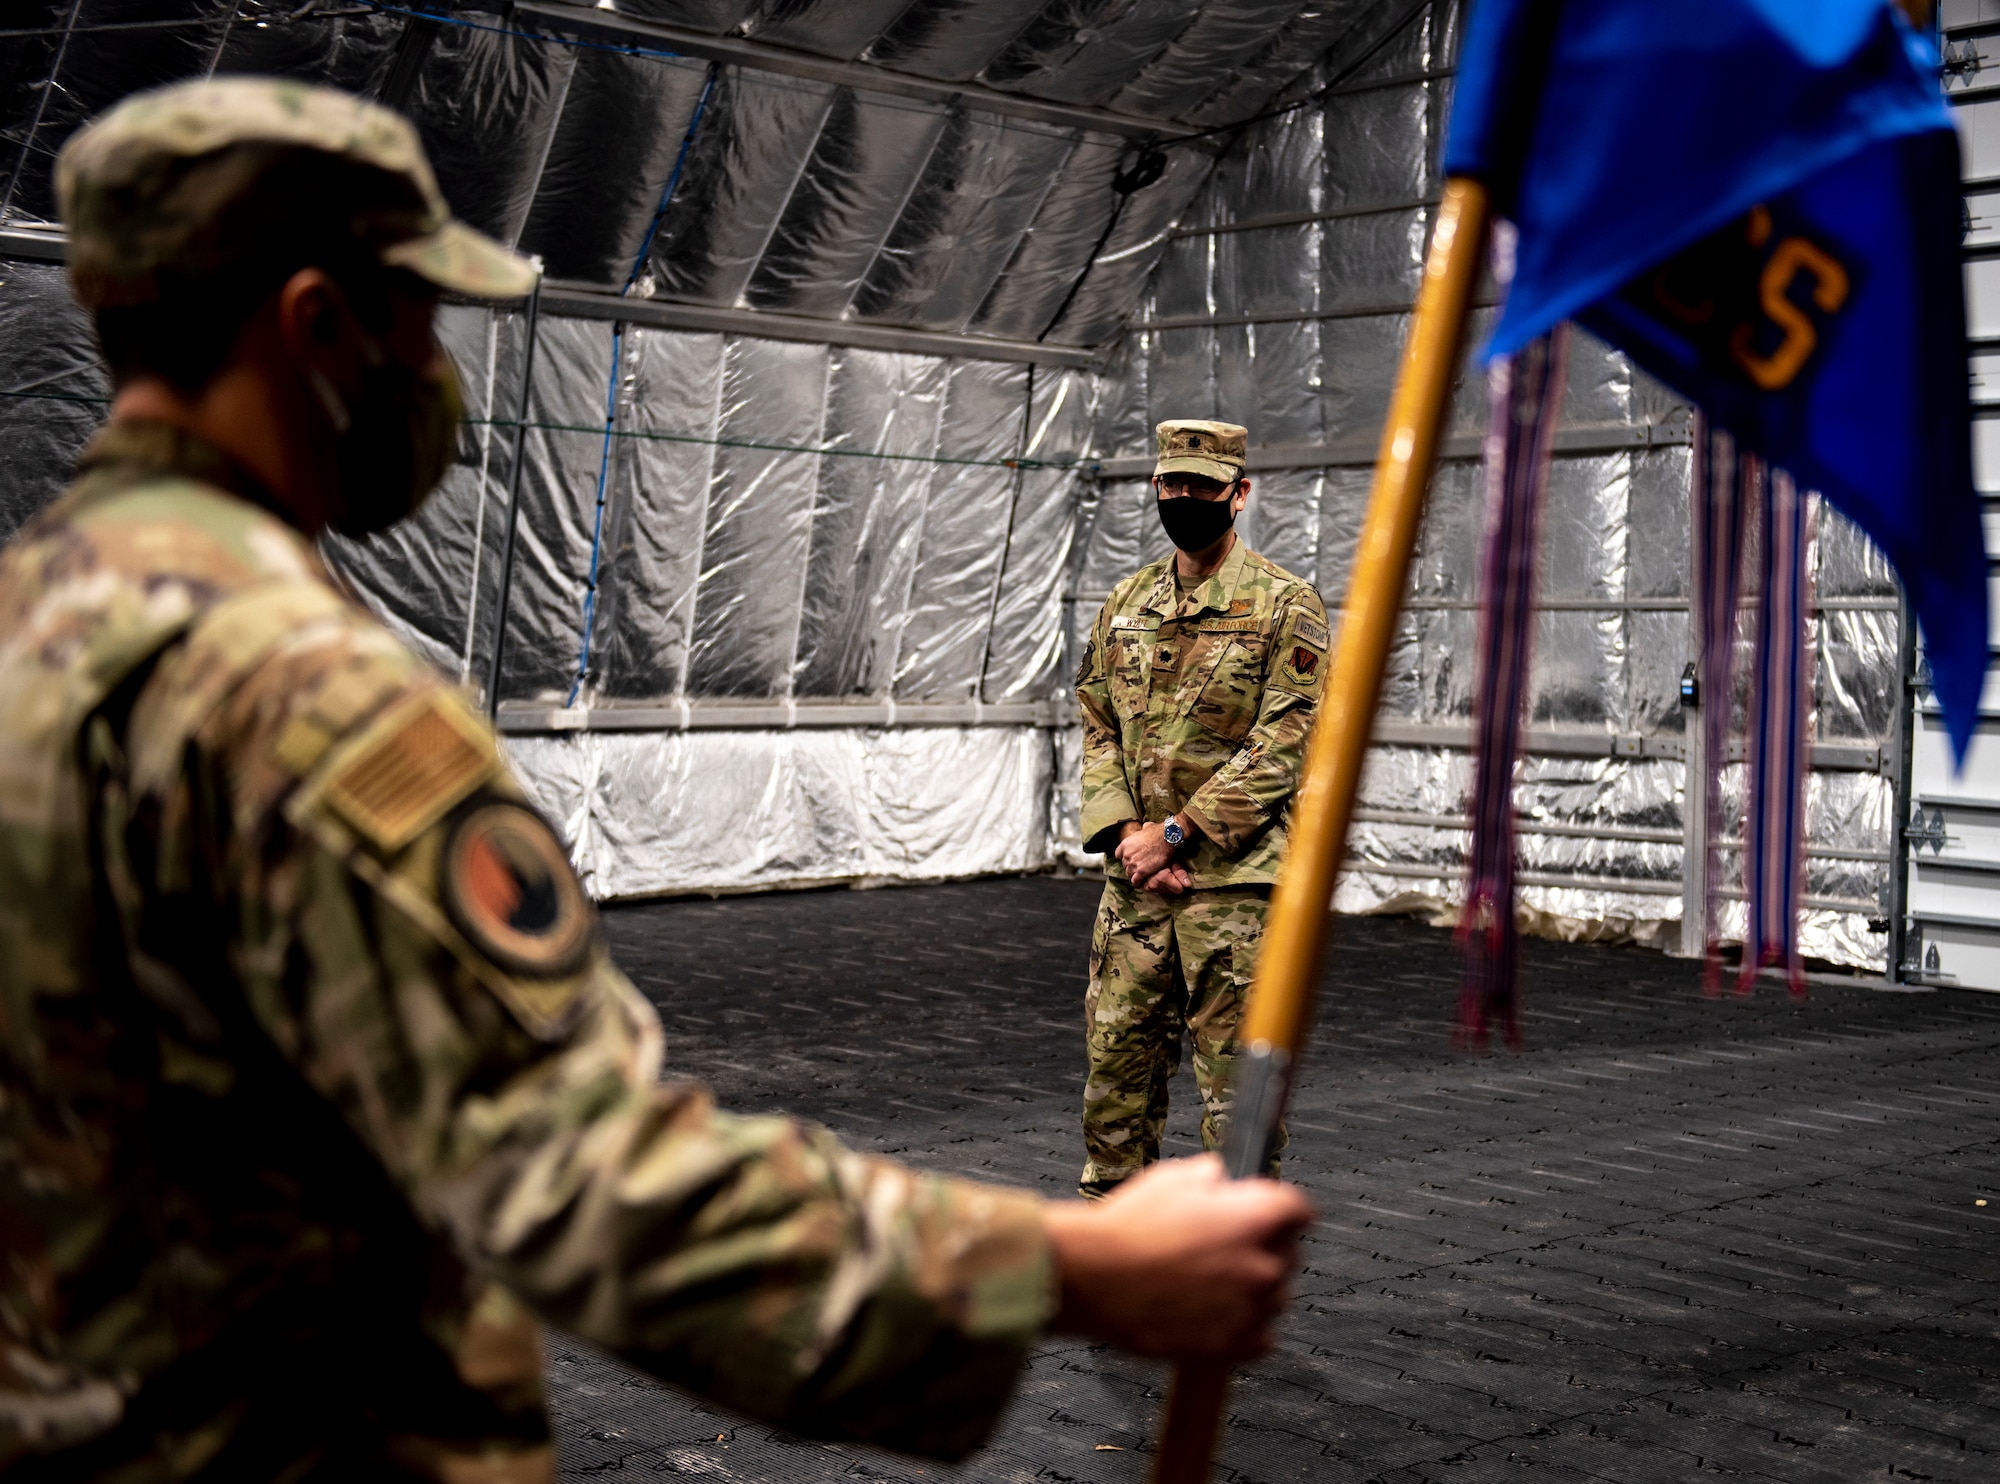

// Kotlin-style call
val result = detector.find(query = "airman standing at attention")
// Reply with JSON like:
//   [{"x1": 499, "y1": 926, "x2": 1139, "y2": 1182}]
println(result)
[
  {"x1": 0, "y1": 80, "x2": 1312, "y2": 1479},
  {"x1": 1074, "y1": 420, "x2": 1330, "y2": 1199}
]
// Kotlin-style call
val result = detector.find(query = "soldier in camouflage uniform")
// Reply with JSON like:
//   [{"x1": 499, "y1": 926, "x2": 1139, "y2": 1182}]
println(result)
[
  {"x1": 0, "y1": 79, "x2": 1311, "y2": 1479},
  {"x1": 1075, "y1": 420, "x2": 1330, "y2": 1198}
]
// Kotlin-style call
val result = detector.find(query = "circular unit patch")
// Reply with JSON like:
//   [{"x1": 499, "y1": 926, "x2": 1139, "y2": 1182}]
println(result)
[{"x1": 441, "y1": 803, "x2": 593, "y2": 978}]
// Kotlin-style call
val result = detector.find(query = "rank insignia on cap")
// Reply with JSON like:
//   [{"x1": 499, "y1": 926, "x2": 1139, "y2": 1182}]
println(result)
[{"x1": 441, "y1": 803, "x2": 594, "y2": 980}]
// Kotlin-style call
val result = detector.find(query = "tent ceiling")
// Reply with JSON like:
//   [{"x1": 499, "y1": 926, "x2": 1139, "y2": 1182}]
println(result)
[{"x1": 0, "y1": 0, "x2": 1418, "y2": 353}]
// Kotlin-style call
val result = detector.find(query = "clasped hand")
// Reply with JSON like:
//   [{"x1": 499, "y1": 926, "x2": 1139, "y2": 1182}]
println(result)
[{"x1": 1115, "y1": 819, "x2": 1191, "y2": 895}]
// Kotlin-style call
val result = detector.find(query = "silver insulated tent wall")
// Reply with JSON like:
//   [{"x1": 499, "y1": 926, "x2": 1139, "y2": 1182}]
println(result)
[{"x1": 0, "y1": 0, "x2": 1907, "y2": 968}]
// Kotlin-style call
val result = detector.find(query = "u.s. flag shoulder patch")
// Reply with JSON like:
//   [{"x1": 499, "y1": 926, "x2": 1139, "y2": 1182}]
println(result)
[{"x1": 321, "y1": 691, "x2": 498, "y2": 853}]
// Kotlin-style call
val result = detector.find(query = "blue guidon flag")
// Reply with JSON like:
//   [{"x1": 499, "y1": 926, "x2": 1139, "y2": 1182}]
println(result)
[{"x1": 1446, "y1": 0, "x2": 1987, "y2": 760}]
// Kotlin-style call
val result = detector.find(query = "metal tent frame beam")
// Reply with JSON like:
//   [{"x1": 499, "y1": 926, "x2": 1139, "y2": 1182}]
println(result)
[
  {"x1": 0, "y1": 233, "x2": 1097, "y2": 368},
  {"x1": 512, "y1": 1, "x2": 1176, "y2": 140},
  {"x1": 1090, "y1": 419, "x2": 1694, "y2": 477},
  {"x1": 0, "y1": 226, "x2": 64, "y2": 262},
  {"x1": 539, "y1": 281, "x2": 1097, "y2": 367}
]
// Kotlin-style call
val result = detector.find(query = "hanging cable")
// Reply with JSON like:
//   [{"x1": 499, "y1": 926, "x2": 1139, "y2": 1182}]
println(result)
[
  {"x1": 568, "y1": 61, "x2": 719, "y2": 708},
  {"x1": 1035, "y1": 139, "x2": 1166, "y2": 344},
  {"x1": 358, "y1": 3, "x2": 690, "y2": 63}
]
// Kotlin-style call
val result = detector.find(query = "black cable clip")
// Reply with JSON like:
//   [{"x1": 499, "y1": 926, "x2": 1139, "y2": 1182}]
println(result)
[{"x1": 1112, "y1": 145, "x2": 1168, "y2": 197}]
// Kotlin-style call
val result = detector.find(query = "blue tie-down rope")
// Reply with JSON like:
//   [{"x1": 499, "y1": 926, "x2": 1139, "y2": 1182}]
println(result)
[{"x1": 569, "y1": 63, "x2": 719, "y2": 708}]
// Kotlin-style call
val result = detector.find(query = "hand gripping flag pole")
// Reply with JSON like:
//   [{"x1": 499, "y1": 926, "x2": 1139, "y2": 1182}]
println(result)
[{"x1": 1148, "y1": 176, "x2": 1491, "y2": 1484}]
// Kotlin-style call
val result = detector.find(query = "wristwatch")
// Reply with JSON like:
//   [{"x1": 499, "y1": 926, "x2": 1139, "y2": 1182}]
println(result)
[{"x1": 1162, "y1": 814, "x2": 1187, "y2": 850}]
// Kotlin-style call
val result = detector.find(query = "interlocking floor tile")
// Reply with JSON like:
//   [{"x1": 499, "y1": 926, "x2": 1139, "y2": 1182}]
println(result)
[{"x1": 536, "y1": 877, "x2": 2000, "y2": 1483}]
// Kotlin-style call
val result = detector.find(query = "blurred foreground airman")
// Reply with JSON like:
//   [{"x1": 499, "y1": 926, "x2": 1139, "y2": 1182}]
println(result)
[
  {"x1": 0, "y1": 78, "x2": 1310, "y2": 1480},
  {"x1": 1074, "y1": 420, "x2": 1329, "y2": 1197}
]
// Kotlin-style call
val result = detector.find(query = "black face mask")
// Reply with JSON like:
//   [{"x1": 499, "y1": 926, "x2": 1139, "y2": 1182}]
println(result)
[
  {"x1": 1157, "y1": 490, "x2": 1237, "y2": 552},
  {"x1": 312, "y1": 335, "x2": 464, "y2": 537}
]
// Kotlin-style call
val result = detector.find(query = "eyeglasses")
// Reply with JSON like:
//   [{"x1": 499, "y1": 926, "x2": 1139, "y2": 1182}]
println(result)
[{"x1": 1153, "y1": 475, "x2": 1238, "y2": 499}]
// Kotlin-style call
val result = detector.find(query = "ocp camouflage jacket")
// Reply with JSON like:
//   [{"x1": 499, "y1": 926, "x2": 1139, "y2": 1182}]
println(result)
[
  {"x1": 1076, "y1": 539, "x2": 1329, "y2": 888},
  {"x1": 0, "y1": 422, "x2": 1053, "y2": 1481}
]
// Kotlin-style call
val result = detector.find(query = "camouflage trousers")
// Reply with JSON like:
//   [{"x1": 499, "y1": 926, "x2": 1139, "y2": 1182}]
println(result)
[{"x1": 1079, "y1": 879, "x2": 1283, "y2": 1196}]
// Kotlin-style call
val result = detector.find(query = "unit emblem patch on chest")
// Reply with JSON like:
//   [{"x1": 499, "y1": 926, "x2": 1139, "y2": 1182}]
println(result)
[{"x1": 441, "y1": 803, "x2": 594, "y2": 979}]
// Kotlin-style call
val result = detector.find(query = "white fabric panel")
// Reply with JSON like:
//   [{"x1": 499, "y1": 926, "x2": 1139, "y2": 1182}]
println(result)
[{"x1": 506, "y1": 726, "x2": 1054, "y2": 899}]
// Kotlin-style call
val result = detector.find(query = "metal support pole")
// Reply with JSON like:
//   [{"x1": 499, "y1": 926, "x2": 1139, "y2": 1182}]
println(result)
[
  {"x1": 378, "y1": 12, "x2": 442, "y2": 115},
  {"x1": 1887, "y1": 584, "x2": 1919, "y2": 980},
  {"x1": 485, "y1": 269, "x2": 544, "y2": 721},
  {"x1": 1679, "y1": 670, "x2": 1707, "y2": 957}
]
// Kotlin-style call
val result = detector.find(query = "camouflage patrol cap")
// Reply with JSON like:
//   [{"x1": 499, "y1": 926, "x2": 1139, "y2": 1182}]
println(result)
[
  {"x1": 1154, "y1": 420, "x2": 1248, "y2": 484},
  {"x1": 57, "y1": 76, "x2": 537, "y2": 310}
]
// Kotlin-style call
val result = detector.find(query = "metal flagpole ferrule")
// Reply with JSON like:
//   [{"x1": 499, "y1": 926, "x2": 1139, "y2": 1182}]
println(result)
[
  {"x1": 1147, "y1": 176, "x2": 1491, "y2": 1484},
  {"x1": 1219, "y1": 1039, "x2": 1289, "y2": 1179}
]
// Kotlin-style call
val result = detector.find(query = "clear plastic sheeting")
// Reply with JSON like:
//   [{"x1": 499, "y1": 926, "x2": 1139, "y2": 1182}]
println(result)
[
  {"x1": 985, "y1": 369, "x2": 1100, "y2": 700},
  {"x1": 314, "y1": 299, "x2": 1098, "y2": 894},
  {"x1": 320, "y1": 309, "x2": 1100, "y2": 711},
  {"x1": 647, "y1": 69, "x2": 840, "y2": 304},
  {"x1": 0, "y1": 1, "x2": 1367, "y2": 353},
  {"x1": 1068, "y1": 0, "x2": 1902, "y2": 970},
  {"x1": 324, "y1": 302, "x2": 508, "y2": 679},
  {"x1": 0, "y1": 262, "x2": 107, "y2": 541},
  {"x1": 0, "y1": 0, "x2": 1910, "y2": 945},
  {"x1": 891, "y1": 360, "x2": 1026, "y2": 698},
  {"x1": 851, "y1": 112, "x2": 1078, "y2": 331},
  {"x1": 688, "y1": 336, "x2": 831, "y2": 698},
  {"x1": 523, "y1": 52, "x2": 715, "y2": 284},
  {"x1": 505, "y1": 726, "x2": 1055, "y2": 899},
  {"x1": 794, "y1": 352, "x2": 948, "y2": 698}
]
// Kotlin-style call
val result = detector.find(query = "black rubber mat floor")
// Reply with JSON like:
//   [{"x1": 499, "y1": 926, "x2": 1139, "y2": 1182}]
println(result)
[{"x1": 546, "y1": 874, "x2": 2000, "y2": 1483}]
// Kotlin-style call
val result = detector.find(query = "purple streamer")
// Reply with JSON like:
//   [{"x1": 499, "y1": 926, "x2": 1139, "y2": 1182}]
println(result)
[
  {"x1": 1742, "y1": 467, "x2": 1813, "y2": 999},
  {"x1": 1691, "y1": 419, "x2": 1747, "y2": 993},
  {"x1": 1458, "y1": 325, "x2": 1569, "y2": 1050},
  {"x1": 1691, "y1": 419, "x2": 1813, "y2": 998}
]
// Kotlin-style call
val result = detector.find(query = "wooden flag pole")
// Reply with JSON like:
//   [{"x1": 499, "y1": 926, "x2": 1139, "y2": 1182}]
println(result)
[{"x1": 1148, "y1": 175, "x2": 1492, "y2": 1484}]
